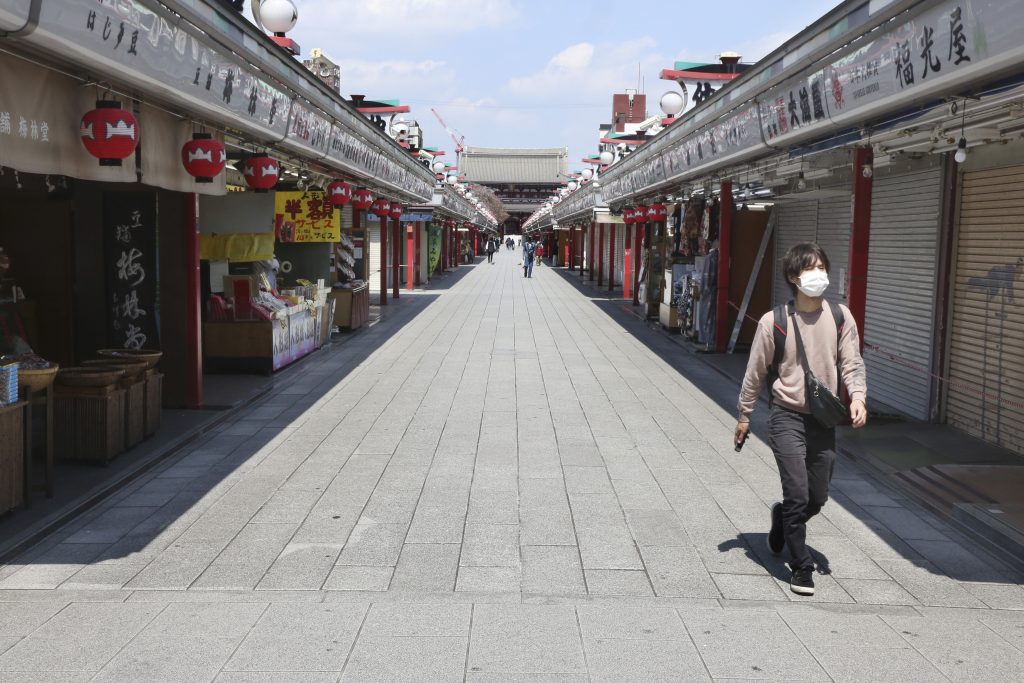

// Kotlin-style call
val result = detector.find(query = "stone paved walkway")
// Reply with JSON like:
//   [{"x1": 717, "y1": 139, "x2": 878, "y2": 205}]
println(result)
[{"x1": 2, "y1": 249, "x2": 1024, "y2": 681}]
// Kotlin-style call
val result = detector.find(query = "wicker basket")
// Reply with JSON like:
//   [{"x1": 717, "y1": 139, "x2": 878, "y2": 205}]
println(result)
[
  {"x1": 56, "y1": 367, "x2": 125, "y2": 388},
  {"x1": 96, "y1": 349, "x2": 162, "y2": 370}
]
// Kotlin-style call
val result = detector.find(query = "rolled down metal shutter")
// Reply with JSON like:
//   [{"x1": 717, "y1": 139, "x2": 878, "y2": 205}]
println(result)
[
  {"x1": 614, "y1": 228, "x2": 625, "y2": 285},
  {"x1": 863, "y1": 165, "x2": 943, "y2": 419},
  {"x1": 947, "y1": 164, "x2": 1024, "y2": 455},
  {"x1": 815, "y1": 194, "x2": 851, "y2": 304},
  {"x1": 773, "y1": 199, "x2": 818, "y2": 305},
  {"x1": 368, "y1": 222, "x2": 381, "y2": 292}
]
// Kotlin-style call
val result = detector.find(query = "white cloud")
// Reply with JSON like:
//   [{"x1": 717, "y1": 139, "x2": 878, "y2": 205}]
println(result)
[
  {"x1": 550, "y1": 43, "x2": 595, "y2": 70},
  {"x1": 338, "y1": 58, "x2": 456, "y2": 97}
]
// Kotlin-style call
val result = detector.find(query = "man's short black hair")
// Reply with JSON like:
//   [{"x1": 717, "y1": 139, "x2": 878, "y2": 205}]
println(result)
[{"x1": 783, "y1": 242, "x2": 831, "y2": 295}]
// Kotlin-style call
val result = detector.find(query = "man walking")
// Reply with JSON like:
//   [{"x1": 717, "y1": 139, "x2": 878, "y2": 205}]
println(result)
[
  {"x1": 523, "y1": 239, "x2": 536, "y2": 278},
  {"x1": 486, "y1": 238, "x2": 496, "y2": 264},
  {"x1": 735, "y1": 242, "x2": 867, "y2": 596}
]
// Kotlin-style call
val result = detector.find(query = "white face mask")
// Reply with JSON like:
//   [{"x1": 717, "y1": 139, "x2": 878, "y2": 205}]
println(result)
[{"x1": 797, "y1": 269, "x2": 829, "y2": 298}]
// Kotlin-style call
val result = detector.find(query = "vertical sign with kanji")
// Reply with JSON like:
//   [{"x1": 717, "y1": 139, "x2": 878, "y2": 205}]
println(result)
[
  {"x1": 104, "y1": 192, "x2": 159, "y2": 350},
  {"x1": 274, "y1": 191, "x2": 341, "y2": 243}
]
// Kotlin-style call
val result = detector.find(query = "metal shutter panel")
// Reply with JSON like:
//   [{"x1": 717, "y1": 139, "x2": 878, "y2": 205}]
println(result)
[
  {"x1": 773, "y1": 199, "x2": 818, "y2": 305},
  {"x1": 864, "y1": 165, "x2": 943, "y2": 419},
  {"x1": 815, "y1": 194, "x2": 851, "y2": 304},
  {"x1": 368, "y1": 223, "x2": 381, "y2": 292},
  {"x1": 947, "y1": 164, "x2": 1024, "y2": 454}
]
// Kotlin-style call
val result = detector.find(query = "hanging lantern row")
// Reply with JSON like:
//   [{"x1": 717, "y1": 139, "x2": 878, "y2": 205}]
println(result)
[
  {"x1": 328, "y1": 180, "x2": 352, "y2": 207},
  {"x1": 371, "y1": 197, "x2": 391, "y2": 218},
  {"x1": 80, "y1": 101, "x2": 139, "y2": 166},
  {"x1": 181, "y1": 133, "x2": 226, "y2": 183},
  {"x1": 242, "y1": 154, "x2": 280, "y2": 193}
]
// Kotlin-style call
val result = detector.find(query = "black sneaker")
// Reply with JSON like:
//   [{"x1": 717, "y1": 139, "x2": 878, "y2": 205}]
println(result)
[
  {"x1": 767, "y1": 502, "x2": 784, "y2": 555},
  {"x1": 790, "y1": 566, "x2": 815, "y2": 596}
]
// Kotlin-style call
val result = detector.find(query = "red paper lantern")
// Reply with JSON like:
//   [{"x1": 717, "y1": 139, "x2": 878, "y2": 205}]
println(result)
[
  {"x1": 242, "y1": 154, "x2": 279, "y2": 192},
  {"x1": 327, "y1": 181, "x2": 352, "y2": 207},
  {"x1": 633, "y1": 205, "x2": 650, "y2": 224},
  {"x1": 389, "y1": 202, "x2": 404, "y2": 220},
  {"x1": 353, "y1": 188, "x2": 374, "y2": 210},
  {"x1": 181, "y1": 133, "x2": 226, "y2": 183},
  {"x1": 371, "y1": 197, "x2": 391, "y2": 218},
  {"x1": 80, "y1": 100, "x2": 139, "y2": 166},
  {"x1": 649, "y1": 203, "x2": 668, "y2": 222},
  {"x1": 622, "y1": 208, "x2": 635, "y2": 224}
]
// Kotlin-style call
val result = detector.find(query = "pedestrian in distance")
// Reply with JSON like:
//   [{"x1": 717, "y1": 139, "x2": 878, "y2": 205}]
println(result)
[
  {"x1": 486, "y1": 238, "x2": 496, "y2": 264},
  {"x1": 523, "y1": 240, "x2": 536, "y2": 278},
  {"x1": 535, "y1": 241, "x2": 545, "y2": 266},
  {"x1": 735, "y1": 242, "x2": 867, "y2": 597}
]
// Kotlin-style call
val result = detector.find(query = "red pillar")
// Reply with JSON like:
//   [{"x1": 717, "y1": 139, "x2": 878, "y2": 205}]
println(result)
[
  {"x1": 597, "y1": 223, "x2": 604, "y2": 286},
  {"x1": 624, "y1": 226, "x2": 632, "y2": 301},
  {"x1": 568, "y1": 226, "x2": 575, "y2": 271},
  {"x1": 392, "y1": 217, "x2": 400, "y2": 299},
  {"x1": 380, "y1": 214, "x2": 388, "y2": 306},
  {"x1": 849, "y1": 147, "x2": 873, "y2": 352},
  {"x1": 608, "y1": 223, "x2": 616, "y2": 292},
  {"x1": 715, "y1": 181, "x2": 734, "y2": 353},
  {"x1": 184, "y1": 193, "x2": 202, "y2": 409},
  {"x1": 633, "y1": 223, "x2": 643, "y2": 306}
]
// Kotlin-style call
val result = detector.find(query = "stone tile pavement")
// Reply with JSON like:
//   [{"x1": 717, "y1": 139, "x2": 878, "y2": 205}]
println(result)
[{"x1": 1, "y1": 249, "x2": 1023, "y2": 681}]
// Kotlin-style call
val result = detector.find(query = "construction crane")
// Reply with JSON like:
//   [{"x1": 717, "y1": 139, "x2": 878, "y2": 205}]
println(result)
[{"x1": 431, "y1": 108, "x2": 465, "y2": 165}]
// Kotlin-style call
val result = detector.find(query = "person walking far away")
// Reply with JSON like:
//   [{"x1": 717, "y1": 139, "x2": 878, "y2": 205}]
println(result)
[
  {"x1": 523, "y1": 239, "x2": 536, "y2": 278},
  {"x1": 735, "y1": 242, "x2": 867, "y2": 596},
  {"x1": 486, "y1": 238, "x2": 495, "y2": 264},
  {"x1": 535, "y1": 241, "x2": 545, "y2": 266}
]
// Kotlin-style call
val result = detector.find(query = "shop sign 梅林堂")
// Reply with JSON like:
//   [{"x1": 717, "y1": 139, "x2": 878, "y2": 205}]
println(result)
[
  {"x1": 274, "y1": 191, "x2": 341, "y2": 243},
  {"x1": 105, "y1": 193, "x2": 159, "y2": 350}
]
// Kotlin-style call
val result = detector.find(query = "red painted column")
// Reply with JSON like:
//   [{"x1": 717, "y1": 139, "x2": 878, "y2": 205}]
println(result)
[
  {"x1": 183, "y1": 193, "x2": 202, "y2": 409},
  {"x1": 597, "y1": 223, "x2": 605, "y2": 287},
  {"x1": 407, "y1": 224, "x2": 414, "y2": 292},
  {"x1": 848, "y1": 147, "x2": 873, "y2": 352},
  {"x1": 392, "y1": 217, "x2": 400, "y2": 299},
  {"x1": 569, "y1": 226, "x2": 575, "y2": 271},
  {"x1": 633, "y1": 222, "x2": 643, "y2": 306},
  {"x1": 608, "y1": 223, "x2": 616, "y2": 292},
  {"x1": 589, "y1": 221, "x2": 596, "y2": 280},
  {"x1": 380, "y1": 214, "x2": 388, "y2": 306},
  {"x1": 715, "y1": 181, "x2": 734, "y2": 353}
]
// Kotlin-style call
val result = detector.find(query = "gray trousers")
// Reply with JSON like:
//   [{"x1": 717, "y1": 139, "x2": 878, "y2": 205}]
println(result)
[{"x1": 768, "y1": 406, "x2": 837, "y2": 570}]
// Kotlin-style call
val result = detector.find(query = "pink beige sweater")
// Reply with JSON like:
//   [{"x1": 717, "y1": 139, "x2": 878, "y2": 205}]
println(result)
[{"x1": 738, "y1": 302, "x2": 867, "y2": 422}]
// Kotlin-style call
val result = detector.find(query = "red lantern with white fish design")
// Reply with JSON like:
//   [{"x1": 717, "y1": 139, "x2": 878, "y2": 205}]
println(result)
[
  {"x1": 80, "y1": 100, "x2": 139, "y2": 166},
  {"x1": 622, "y1": 208, "x2": 636, "y2": 224},
  {"x1": 371, "y1": 197, "x2": 391, "y2": 218},
  {"x1": 352, "y1": 188, "x2": 374, "y2": 211},
  {"x1": 181, "y1": 133, "x2": 226, "y2": 183},
  {"x1": 389, "y1": 202, "x2": 404, "y2": 220},
  {"x1": 648, "y1": 203, "x2": 668, "y2": 222},
  {"x1": 242, "y1": 154, "x2": 279, "y2": 192},
  {"x1": 327, "y1": 181, "x2": 352, "y2": 207},
  {"x1": 633, "y1": 205, "x2": 650, "y2": 224}
]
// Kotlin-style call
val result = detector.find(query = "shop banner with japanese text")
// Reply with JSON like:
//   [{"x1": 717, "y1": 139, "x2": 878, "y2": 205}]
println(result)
[
  {"x1": 104, "y1": 192, "x2": 159, "y2": 350},
  {"x1": 274, "y1": 191, "x2": 341, "y2": 243}
]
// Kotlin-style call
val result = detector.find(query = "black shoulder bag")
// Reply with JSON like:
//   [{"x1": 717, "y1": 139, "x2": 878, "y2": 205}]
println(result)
[{"x1": 790, "y1": 310, "x2": 847, "y2": 429}]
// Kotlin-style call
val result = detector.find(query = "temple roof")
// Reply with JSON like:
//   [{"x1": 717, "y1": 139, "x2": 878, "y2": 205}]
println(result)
[{"x1": 461, "y1": 146, "x2": 568, "y2": 184}]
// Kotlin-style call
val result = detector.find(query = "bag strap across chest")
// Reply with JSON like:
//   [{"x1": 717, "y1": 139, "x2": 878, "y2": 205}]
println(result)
[{"x1": 767, "y1": 300, "x2": 845, "y2": 401}]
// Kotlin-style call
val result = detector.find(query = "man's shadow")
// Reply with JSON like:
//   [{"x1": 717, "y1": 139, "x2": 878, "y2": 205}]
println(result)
[{"x1": 719, "y1": 533, "x2": 832, "y2": 579}]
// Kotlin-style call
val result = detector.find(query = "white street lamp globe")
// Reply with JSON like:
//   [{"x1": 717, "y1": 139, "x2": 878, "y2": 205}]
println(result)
[
  {"x1": 659, "y1": 90, "x2": 685, "y2": 117},
  {"x1": 599, "y1": 150, "x2": 614, "y2": 165},
  {"x1": 260, "y1": 0, "x2": 298, "y2": 33},
  {"x1": 581, "y1": 169, "x2": 594, "y2": 180},
  {"x1": 447, "y1": 175, "x2": 458, "y2": 185},
  {"x1": 432, "y1": 160, "x2": 445, "y2": 173},
  {"x1": 568, "y1": 181, "x2": 579, "y2": 191}
]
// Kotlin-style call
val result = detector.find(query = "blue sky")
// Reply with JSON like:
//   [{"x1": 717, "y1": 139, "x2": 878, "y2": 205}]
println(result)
[{"x1": 258, "y1": 0, "x2": 838, "y2": 172}]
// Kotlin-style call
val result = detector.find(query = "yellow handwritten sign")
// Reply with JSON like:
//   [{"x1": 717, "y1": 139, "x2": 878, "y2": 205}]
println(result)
[{"x1": 274, "y1": 191, "x2": 340, "y2": 243}]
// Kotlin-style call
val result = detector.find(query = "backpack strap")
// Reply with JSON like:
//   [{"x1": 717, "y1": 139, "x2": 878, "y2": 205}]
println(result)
[{"x1": 767, "y1": 302, "x2": 789, "y2": 406}]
